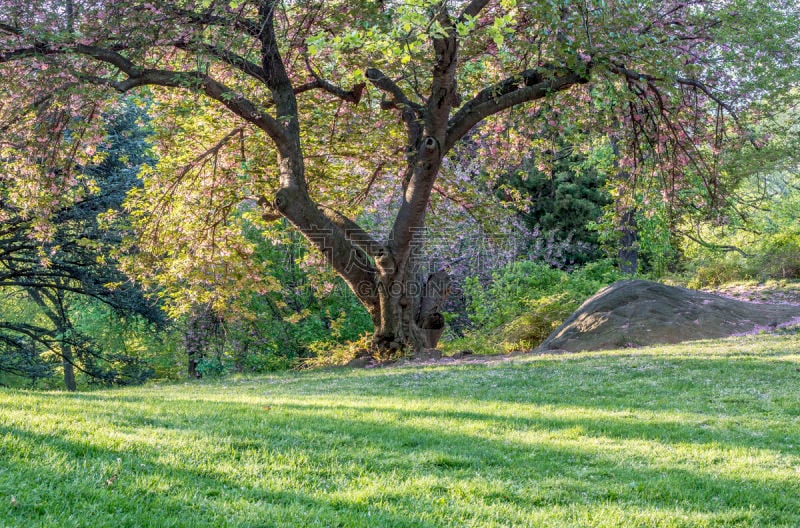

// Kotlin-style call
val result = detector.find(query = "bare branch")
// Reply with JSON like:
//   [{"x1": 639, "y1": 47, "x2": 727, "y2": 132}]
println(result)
[
  {"x1": 675, "y1": 76, "x2": 739, "y2": 120},
  {"x1": 610, "y1": 63, "x2": 739, "y2": 121},
  {"x1": 74, "y1": 43, "x2": 139, "y2": 72}
]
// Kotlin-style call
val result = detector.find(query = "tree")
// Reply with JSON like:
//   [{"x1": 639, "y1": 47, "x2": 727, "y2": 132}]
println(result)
[
  {"x1": 1, "y1": 0, "x2": 797, "y2": 354},
  {"x1": 498, "y1": 142, "x2": 610, "y2": 268},
  {"x1": 0, "y1": 106, "x2": 161, "y2": 389},
  {"x1": 674, "y1": 93, "x2": 800, "y2": 281}
]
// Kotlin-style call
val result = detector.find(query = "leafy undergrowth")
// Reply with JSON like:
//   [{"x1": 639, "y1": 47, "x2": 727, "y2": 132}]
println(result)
[{"x1": 2, "y1": 333, "x2": 800, "y2": 527}]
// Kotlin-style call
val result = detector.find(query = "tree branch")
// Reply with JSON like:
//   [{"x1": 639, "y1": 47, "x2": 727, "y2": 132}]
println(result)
[
  {"x1": 174, "y1": 40, "x2": 268, "y2": 84},
  {"x1": 609, "y1": 63, "x2": 739, "y2": 121},
  {"x1": 159, "y1": 5, "x2": 261, "y2": 38},
  {"x1": 304, "y1": 60, "x2": 366, "y2": 104},
  {"x1": 275, "y1": 189, "x2": 379, "y2": 313},
  {"x1": 173, "y1": 41, "x2": 365, "y2": 105},
  {"x1": 365, "y1": 68, "x2": 422, "y2": 111},
  {"x1": 445, "y1": 68, "x2": 589, "y2": 153},
  {"x1": 319, "y1": 205, "x2": 383, "y2": 258},
  {"x1": 679, "y1": 229, "x2": 751, "y2": 257},
  {"x1": 459, "y1": 0, "x2": 492, "y2": 20},
  {"x1": 387, "y1": 2, "x2": 459, "y2": 263},
  {"x1": 365, "y1": 67, "x2": 424, "y2": 149},
  {"x1": 0, "y1": 22, "x2": 22, "y2": 35},
  {"x1": 0, "y1": 41, "x2": 290, "y2": 147},
  {"x1": 426, "y1": 3, "x2": 459, "y2": 138},
  {"x1": 84, "y1": 67, "x2": 288, "y2": 145}
]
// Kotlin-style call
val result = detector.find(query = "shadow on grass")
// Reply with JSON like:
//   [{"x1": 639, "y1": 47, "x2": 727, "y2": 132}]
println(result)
[
  {"x1": 3, "y1": 387, "x2": 799, "y2": 527},
  {"x1": 0, "y1": 423, "x2": 442, "y2": 528},
  {"x1": 3, "y1": 344, "x2": 800, "y2": 526}
]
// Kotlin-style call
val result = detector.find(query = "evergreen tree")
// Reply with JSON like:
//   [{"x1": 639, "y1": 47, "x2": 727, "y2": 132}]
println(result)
[{"x1": 0, "y1": 105, "x2": 161, "y2": 389}]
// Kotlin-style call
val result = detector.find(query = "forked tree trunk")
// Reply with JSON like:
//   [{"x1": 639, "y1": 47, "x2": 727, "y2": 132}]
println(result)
[
  {"x1": 250, "y1": 0, "x2": 585, "y2": 358},
  {"x1": 371, "y1": 260, "x2": 450, "y2": 355}
]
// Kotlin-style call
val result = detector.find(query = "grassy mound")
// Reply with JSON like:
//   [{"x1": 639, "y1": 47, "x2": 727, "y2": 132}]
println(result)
[{"x1": 2, "y1": 332, "x2": 800, "y2": 527}]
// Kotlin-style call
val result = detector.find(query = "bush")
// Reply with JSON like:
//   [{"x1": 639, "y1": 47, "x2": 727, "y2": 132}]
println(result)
[
  {"x1": 687, "y1": 257, "x2": 752, "y2": 288},
  {"x1": 756, "y1": 233, "x2": 800, "y2": 279},
  {"x1": 500, "y1": 293, "x2": 576, "y2": 351},
  {"x1": 685, "y1": 232, "x2": 800, "y2": 289},
  {"x1": 195, "y1": 357, "x2": 228, "y2": 378},
  {"x1": 448, "y1": 259, "x2": 620, "y2": 354},
  {"x1": 300, "y1": 333, "x2": 373, "y2": 369},
  {"x1": 465, "y1": 261, "x2": 565, "y2": 329}
]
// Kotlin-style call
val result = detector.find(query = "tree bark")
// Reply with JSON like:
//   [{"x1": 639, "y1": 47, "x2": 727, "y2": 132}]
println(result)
[
  {"x1": 618, "y1": 208, "x2": 639, "y2": 275},
  {"x1": 61, "y1": 342, "x2": 77, "y2": 391},
  {"x1": 370, "y1": 261, "x2": 450, "y2": 354},
  {"x1": 183, "y1": 305, "x2": 222, "y2": 378},
  {"x1": 418, "y1": 271, "x2": 450, "y2": 348}
]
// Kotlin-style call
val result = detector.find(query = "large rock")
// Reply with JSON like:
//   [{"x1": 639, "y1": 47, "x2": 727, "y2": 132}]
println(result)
[{"x1": 537, "y1": 280, "x2": 799, "y2": 353}]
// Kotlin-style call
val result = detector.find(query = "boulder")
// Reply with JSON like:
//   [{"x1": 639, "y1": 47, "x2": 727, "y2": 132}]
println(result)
[{"x1": 537, "y1": 280, "x2": 799, "y2": 352}]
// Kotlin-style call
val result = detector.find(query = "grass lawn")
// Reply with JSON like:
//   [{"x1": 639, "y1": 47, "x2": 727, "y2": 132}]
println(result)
[{"x1": 1, "y1": 332, "x2": 800, "y2": 527}]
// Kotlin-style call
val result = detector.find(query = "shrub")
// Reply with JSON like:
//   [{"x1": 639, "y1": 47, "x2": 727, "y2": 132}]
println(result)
[
  {"x1": 301, "y1": 333, "x2": 373, "y2": 369},
  {"x1": 449, "y1": 259, "x2": 620, "y2": 354},
  {"x1": 685, "y1": 232, "x2": 800, "y2": 289},
  {"x1": 756, "y1": 233, "x2": 800, "y2": 279},
  {"x1": 195, "y1": 357, "x2": 228, "y2": 378},
  {"x1": 687, "y1": 257, "x2": 752, "y2": 288},
  {"x1": 500, "y1": 293, "x2": 576, "y2": 351},
  {"x1": 465, "y1": 261, "x2": 566, "y2": 329}
]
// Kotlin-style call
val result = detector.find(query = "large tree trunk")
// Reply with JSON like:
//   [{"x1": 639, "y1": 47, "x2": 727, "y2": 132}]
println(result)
[
  {"x1": 246, "y1": 0, "x2": 583, "y2": 358},
  {"x1": 371, "y1": 257, "x2": 450, "y2": 355}
]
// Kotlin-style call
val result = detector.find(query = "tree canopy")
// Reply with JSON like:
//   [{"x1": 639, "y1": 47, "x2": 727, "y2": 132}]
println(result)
[
  {"x1": 1, "y1": 0, "x2": 798, "y2": 353},
  {"x1": 0, "y1": 105, "x2": 161, "y2": 388}
]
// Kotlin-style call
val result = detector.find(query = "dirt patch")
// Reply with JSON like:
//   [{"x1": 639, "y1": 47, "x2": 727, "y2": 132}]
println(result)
[
  {"x1": 389, "y1": 350, "x2": 529, "y2": 368},
  {"x1": 536, "y1": 280, "x2": 800, "y2": 353},
  {"x1": 703, "y1": 282, "x2": 800, "y2": 305}
]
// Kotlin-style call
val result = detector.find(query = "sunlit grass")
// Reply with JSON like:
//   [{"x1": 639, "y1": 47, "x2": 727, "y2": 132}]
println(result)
[{"x1": 2, "y1": 332, "x2": 800, "y2": 527}]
